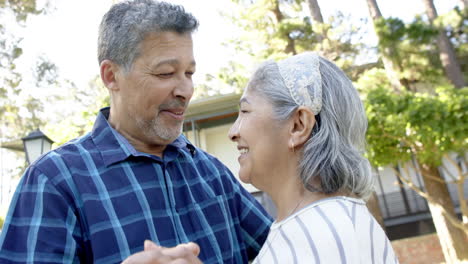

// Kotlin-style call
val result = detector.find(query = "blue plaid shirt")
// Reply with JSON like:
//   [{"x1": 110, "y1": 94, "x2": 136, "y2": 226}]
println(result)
[{"x1": 0, "y1": 108, "x2": 272, "y2": 263}]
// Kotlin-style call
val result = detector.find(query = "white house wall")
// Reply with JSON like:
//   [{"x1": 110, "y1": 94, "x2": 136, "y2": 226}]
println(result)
[{"x1": 375, "y1": 167, "x2": 401, "y2": 195}]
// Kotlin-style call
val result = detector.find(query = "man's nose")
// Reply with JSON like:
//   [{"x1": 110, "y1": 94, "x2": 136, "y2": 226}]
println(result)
[{"x1": 174, "y1": 77, "x2": 194, "y2": 102}]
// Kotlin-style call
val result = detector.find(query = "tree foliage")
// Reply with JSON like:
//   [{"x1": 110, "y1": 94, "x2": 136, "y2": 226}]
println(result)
[
  {"x1": 362, "y1": 84, "x2": 467, "y2": 167},
  {"x1": 44, "y1": 76, "x2": 109, "y2": 146},
  {"x1": 437, "y1": 7, "x2": 468, "y2": 80},
  {"x1": 0, "y1": 0, "x2": 53, "y2": 141},
  {"x1": 361, "y1": 4, "x2": 468, "y2": 260},
  {"x1": 0, "y1": 0, "x2": 107, "y2": 179},
  {"x1": 371, "y1": 7, "x2": 468, "y2": 91},
  {"x1": 208, "y1": 0, "x2": 369, "y2": 94},
  {"x1": 0, "y1": 0, "x2": 47, "y2": 22}
]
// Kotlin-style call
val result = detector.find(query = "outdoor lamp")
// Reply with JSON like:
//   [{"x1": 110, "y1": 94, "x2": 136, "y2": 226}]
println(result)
[{"x1": 22, "y1": 129, "x2": 54, "y2": 165}]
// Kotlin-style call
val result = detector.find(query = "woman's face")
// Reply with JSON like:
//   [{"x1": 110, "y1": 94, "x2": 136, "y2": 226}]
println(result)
[{"x1": 228, "y1": 87, "x2": 290, "y2": 191}]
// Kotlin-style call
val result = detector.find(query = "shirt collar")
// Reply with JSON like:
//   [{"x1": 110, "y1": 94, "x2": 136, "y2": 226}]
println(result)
[{"x1": 91, "y1": 107, "x2": 196, "y2": 167}]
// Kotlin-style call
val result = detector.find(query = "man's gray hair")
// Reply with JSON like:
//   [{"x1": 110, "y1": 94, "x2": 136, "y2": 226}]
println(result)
[
  {"x1": 98, "y1": 0, "x2": 199, "y2": 72},
  {"x1": 247, "y1": 56, "x2": 374, "y2": 199}
]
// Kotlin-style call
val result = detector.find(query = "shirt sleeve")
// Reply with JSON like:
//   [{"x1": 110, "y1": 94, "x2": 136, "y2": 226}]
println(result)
[
  {"x1": 223, "y1": 168, "x2": 273, "y2": 260},
  {"x1": 0, "y1": 165, "x2": 83, "y2": 263}
]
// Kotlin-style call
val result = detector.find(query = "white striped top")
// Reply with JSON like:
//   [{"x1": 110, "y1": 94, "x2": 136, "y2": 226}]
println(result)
[{"x1": 253, "y1": 196, "x2": 399, "y2": 264}]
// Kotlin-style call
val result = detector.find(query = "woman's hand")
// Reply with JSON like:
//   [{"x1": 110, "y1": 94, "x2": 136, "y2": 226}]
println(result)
[{"x1": 122, "y1": 240, "x2": 202, "y2": 264}]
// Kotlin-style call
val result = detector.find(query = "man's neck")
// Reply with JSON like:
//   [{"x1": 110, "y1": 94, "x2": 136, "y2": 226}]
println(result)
[{"x1": 108, "y1": 108, "x2": 169, "y2": 158}]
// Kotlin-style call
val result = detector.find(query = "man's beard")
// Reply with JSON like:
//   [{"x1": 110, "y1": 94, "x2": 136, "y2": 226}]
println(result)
[
  {"x1": 135, "y1": 99, "x2": 186, "y2": 142},
  {"x1": 136, "y1": 114, "x2": 183, "y2": 142}
]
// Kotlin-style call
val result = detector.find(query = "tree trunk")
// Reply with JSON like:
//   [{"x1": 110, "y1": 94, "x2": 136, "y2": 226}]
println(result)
[
  {"x1": 306, "y1": 0, "x2": 324, "y2": 23},
  {"x1": 365, "y1": 0, "x2": 404, "y2": 91},
  {"x1": 271, "y1": 0, "x2": 296, "y2": 55},
  {"x1": 305, "y1": 0, "x2": 327, "y2": 44},
  {"x1": 367, "y1": 192, "x2": 386, "y2": 230},
  {"x1": 306, "y1": 0, "x2": 328, "y2": 44},
  {"x1": 422, "y1": 0, "x2": 466, "y2": 88},
  {"x1": 460, "y1": 0, "x2": 467, "y2": 10},
  {"x1": 420, "y1": 163, "x2": 468, "y2": 262}
]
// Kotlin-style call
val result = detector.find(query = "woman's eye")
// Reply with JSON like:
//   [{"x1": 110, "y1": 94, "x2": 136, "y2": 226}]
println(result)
[{"x1": 156, "y1": 73, "x2": 173, "y2": 78}]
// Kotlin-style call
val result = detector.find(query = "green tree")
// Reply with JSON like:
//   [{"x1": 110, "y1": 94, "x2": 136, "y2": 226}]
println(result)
[
  {"x1": 214, "y1": 0, "x2": 368, "y2": 94},
  {"x1": 0, "y1": 1, "x2": 105, "y2": 180},
  {"x1": 365, "y1": 0, "x2": 405, "y2": 90},
  {"x1": 0, "y1": 0, "x2": 55, "y2": 180},
  {"x1": 45, "y1": 76, "x2": 109, "y2": 146},
  {"x1": 422, "y1": 0, "x2": 465, "y2": 88},
  {"x1": 0, "y1": 0, "x2": 103, "y2": 145},
  {"x1": 0, "y1": 0, "x2": 53, "y2": 141},
  {"x1": 361, "y1": 82, "x2": 468, "y2": 262},
  {"x1": 373, "y1": 16, "x2": 445, "y2": 91},
  {"x1": 368, "y1": 4, "x2": 468, "y2": 92},
  {"x1": 436, "y1": 6, "x2": 468, "y2": 82},
  {"x1": 359, "y1": 4, "x2": 468, "y2": 261}
]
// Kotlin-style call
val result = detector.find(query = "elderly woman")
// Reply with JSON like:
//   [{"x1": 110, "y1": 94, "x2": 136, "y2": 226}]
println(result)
[{"x1": 228, "y1": 52, "x2": 398, "y2": 263}]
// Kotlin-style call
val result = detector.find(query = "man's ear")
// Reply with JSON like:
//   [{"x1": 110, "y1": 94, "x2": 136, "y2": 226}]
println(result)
[
  {"x1": 289, "y1": 106, "x2": 316, "y2": 148},
  {"x1": 100, "y1": 60, "x2": 120, "y2": 91}
]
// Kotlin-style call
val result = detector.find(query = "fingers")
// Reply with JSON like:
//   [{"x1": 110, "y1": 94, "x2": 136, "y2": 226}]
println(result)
[
  {"x1": 145, "y1": 241, "x2": 200, "y2": 257},
  {"x1": 184, "y1": 242, "x2": 200, "y2": 256},
  {"x1": 121, "y1": 249, "x2": 172, "y2": 264},
  {"x1": 170, "y1": 259, "x2": 202, "y2": 264},
  {"x1": 161, "y1": 243, "x2": 202, "y2": 264},
  {"x1": 161, "y1": 243, "x2": 198, "y2": 258},
  {"x1": 144, "y1": 240, "x2": 161, "y2": 251},
  {"x1": 121, "y1": 241, "x2": 202, "y2": 264}
]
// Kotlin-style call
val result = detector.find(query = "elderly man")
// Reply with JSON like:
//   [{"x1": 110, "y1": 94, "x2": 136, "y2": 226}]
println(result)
[{"x1": 0, "y1": 1, "x2": 272, "y2": 263}]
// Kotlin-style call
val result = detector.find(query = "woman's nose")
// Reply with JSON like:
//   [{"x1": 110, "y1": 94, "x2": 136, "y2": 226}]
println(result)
[{"x1": 228, "y1": 118, "x2": 241, "y2": 142}]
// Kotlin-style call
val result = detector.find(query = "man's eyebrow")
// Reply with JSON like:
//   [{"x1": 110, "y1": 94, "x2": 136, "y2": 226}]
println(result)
[{"x1": 154, "y1": 59, "x2": 196, "y2": 68}]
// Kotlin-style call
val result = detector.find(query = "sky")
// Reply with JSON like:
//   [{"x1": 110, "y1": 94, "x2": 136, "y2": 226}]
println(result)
[{"x1": 11, "y1": 0, "x2": 460, "y2": 92}]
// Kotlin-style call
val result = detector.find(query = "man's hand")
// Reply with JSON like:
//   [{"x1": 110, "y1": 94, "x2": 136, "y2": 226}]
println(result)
[{"x1": 122, "y1": 240, "x2": 202, "y2": 264}]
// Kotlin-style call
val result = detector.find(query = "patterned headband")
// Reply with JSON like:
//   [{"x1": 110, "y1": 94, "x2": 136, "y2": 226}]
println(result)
[{"x1": 277, "y1": 52, "x2": 322, "y2": 115}]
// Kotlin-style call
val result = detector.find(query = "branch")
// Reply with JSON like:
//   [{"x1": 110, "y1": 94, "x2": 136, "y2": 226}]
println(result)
[
  {"x1": 443, "y1": 154, "x2": 464, "y2": 181},
  {"x1": 441, "y1": 163, "x2": 458, "y2": 181},
  {"x1": 417, "y1": 164, "x2": 447, "y2": 184},
  {"x1": 392, "y1": 166, "x2": 430, "y2": 200},
  {"x1": 392, "y1": 165, "x2": 468, "y2": 232}
]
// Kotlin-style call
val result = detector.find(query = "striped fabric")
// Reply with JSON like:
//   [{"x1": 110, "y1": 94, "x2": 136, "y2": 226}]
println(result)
[
  {"x1": 0, "y1": 107, "x2": 272, "y2": 264},
  {"x1": 253, "y1": 196, "x2": 399, "y2": 264}
]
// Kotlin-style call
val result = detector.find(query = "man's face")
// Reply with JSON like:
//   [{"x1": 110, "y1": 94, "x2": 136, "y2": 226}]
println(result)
[{"x1": 112, "y1": 31, "x2": 195, "y2": 147}]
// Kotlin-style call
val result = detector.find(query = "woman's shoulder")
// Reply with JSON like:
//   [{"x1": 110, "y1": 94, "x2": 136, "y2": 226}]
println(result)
[
  {"x1": 265, "y1": 197, "x2": 393, "y2": 263},
  {"x1": 273, "y1": 196, "x2": 365, "y2": 228}
]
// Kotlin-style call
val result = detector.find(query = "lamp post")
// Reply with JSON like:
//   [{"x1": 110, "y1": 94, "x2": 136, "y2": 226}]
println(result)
[{"x1": 22, "y1": 129, "x2": 54, "y2": 165}]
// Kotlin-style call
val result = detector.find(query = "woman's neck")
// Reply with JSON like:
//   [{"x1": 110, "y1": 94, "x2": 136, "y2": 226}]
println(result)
[
  {"x1": 265, "y1": 152, "x2": 342, "y2": 221},
  {"x1": 270, "y1": 178, "x2": 340, "y2": 222}
]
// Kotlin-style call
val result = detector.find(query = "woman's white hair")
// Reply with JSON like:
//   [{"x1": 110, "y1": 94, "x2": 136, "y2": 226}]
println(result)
[{"x1": 247, "y1": 55, "x2": 374, "y2": 199}]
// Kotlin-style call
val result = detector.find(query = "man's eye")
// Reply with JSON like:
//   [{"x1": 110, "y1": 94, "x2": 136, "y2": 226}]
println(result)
[{"x1": 186, "y1": 71, "x2": 195, "y2": 76}]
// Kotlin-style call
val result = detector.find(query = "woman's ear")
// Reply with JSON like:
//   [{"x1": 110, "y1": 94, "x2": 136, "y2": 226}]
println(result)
[
  {"x1": 289, "y1": 106, "x2": 316, "y2": 148},
  {"x1": 100, "y1": 60, "x2": 120, "y2": 91}
]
